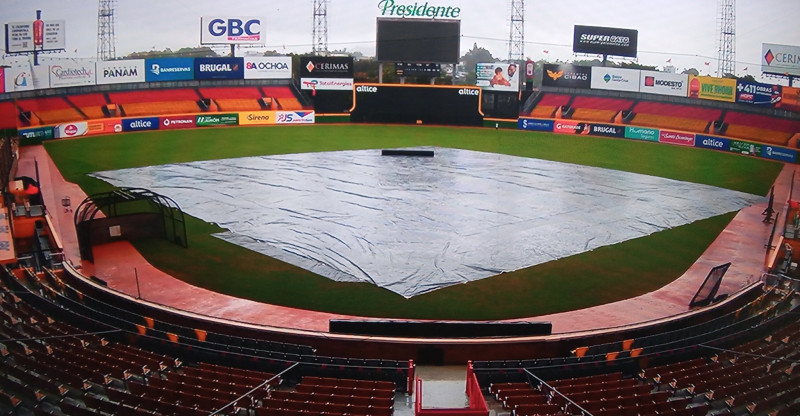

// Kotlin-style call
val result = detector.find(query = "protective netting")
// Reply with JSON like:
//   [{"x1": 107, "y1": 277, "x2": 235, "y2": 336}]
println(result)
[{"x1": 91, "y1": 148, "x2": 763, "y2": 298}]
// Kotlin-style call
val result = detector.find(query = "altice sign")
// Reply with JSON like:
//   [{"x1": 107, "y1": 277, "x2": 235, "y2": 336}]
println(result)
[{"x1": 377, "y1": 0, "x2": 461, "y2": 18}]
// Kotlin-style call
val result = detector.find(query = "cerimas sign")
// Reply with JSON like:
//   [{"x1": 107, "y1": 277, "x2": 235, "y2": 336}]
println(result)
[{"x1": 201, "y1": 17, "x2": 263, "y2": 45}]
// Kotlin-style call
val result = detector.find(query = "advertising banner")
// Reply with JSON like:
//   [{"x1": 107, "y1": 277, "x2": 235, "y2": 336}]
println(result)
[
  {"x1": 276, "y1": 111, "x2": 315, "y2": 124},
  {"x1": 54, "y1": 122, "x2": 89, "y2": 138},
  {"x1": 778, "y1": 86, "x2": 800, "y2": 112},
  {"x1": 624, "y1": 126, "x2": 659, "y2": 142},
  {"x1": 122, "y1": 117, "x2": 160, "y2": 132},
  {"x1": 18, "y1": 126, "x2": 53, "y2": 140},
  {"x1": 300, "y1": 78, "x2": 354, "y2": 91},
  {"x1": 49, "y1": 62, "x2": 95, "y2": 88},
  {"x1": 695, "y1": 134, "x2": 731, "y2": 152},
  {"x1": 518, "y1": 118, "x2": 554, "y2": 132},
  {"x1": 639, "y1": 70, "x2": 688, "y2": 97},
  {"x1": 4, "y1": 65, "x2": 48, "y2": 92},
  {"x1": 688, "y1": 76, "x2": 736, "y2": 102},
  {"x1": 0, "y1": 68, "x2": 4, "y2": 93},
  {"x1": 573, "y1": 25, "x2": 638, "y2": 57},
  {"x1": 86, "y1": 118, "x2": 122, "y2": 135},
  {"x1": 762, "y1": 43, "x2": 800, "y2": 77},
  {"x1": 300, "y1": 56, "x2": 353, "y2": 78},
  {"x1": 730, "y1": 140, "x2": 761, "y2": 156},
  {"x1": 476, "y1": 63, "x2": 519, "y2": 91},
  {"x1": 659, "y1": 130, "x2": 695, "y2": 146},
  {"x1": 243, "y1": 56, "x2": 291, "y2": 79},
  {"x1": 159, "y1": 115, "x2": 197, "y2": 130},
  {"x1": 145, "y1": 58, "x2": 194, "y2": 82},
  {"x1": 735, "y1": 80, "x2": 781, "y2": 106},
  {"x1": 763, "y1": 145, "x2": 797, "y2": 163},
  {"x1": 95, "y1": 59, "x2": 145, "y2": 85},
  {"x1": 553, "y1": 120, "x2": 584, "y2": 134},
  {"x1": 588, "y1": 123, "x2": 625, "y2": 138},
  {"x1": 196, "y1": 114, "x2": 239, "y2": 127},
  {"x1": 238, "y1": 111, "x2": 276, "y2": 125},
  {"x1": 300, "y1": 56, "x2": 354, "y2": 90},
  {"x1": 590, "y1": 67, "x2": 640, "y2": 92},
  {"x1": 194, "y1": 57, "x2": 244, "y2": 80},
  {"x1": 200, "y1": 17, "x2": 263, "y2": 45},
  {"x1": 5, "y1": 20, "x2": 65, "y2": 53},
  {"x1": 541, "y1": 64, "x2": 591, "y2": 88}
]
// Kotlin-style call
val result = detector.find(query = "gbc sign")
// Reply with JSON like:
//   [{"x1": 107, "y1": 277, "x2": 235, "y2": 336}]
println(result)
[{"x1": 200, "y1": 17, "x2": 263, "y2": 45}]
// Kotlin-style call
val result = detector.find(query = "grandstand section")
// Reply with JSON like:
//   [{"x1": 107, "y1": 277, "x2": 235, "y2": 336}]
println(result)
[
  {"x1": 570, "y1": 96, "x2": 633, "y2": 123},
  {"x1": 66, "y1": 93, "x2": 109, "y2": 120},
  {"x1": 108, "y1": 88, "x2": 202, "y2": 117},
  {"x1": 199, "y1": 87, "x2": 265, "y2": 112},
  {"x1": 629, "y1": 101, "x2": 722, "y2": 133},
  {"x1": 528, "y1": 93, "x2": 571, "y2": 118},
  {"x1": 724, "y1": 111, "x2": 800, "y2": 145},
  {"x1": 0, "y1": 102, "x2": 19, "y2": 128},
  {"x1": 16, "y1": 96, "x2": 84, "y2": 125}
]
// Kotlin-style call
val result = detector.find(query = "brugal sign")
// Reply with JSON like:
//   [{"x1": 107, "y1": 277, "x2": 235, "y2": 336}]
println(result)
[{"x1": 377, "y1": 0, "x2": 461, "y2": 18}]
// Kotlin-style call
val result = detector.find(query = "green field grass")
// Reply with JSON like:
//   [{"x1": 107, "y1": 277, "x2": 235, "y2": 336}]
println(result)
[{"x1": 44, "y1": 125, "x2": 783, "y2": 319}]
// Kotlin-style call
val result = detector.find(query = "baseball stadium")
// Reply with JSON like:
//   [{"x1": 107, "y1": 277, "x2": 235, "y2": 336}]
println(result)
[{"x1": 0, "y1": 1, "x2": 799, "y2": 415}]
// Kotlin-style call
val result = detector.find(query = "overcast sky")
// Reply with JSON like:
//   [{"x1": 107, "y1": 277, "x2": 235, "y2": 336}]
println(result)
[{"x1": 1, "y1": 0, "x2": 798, "y2": 81}]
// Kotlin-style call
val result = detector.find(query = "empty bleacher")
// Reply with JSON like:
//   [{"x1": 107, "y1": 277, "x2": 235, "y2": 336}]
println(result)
[
  {"x1": 108, "y1": 88, "x2": 201, "y2": 117},
  {"x1": 66, "y1": 93, "x2": 109, "y2": 120},
  {"x1": 475, "y1": 277, "x2": 800, "y2": 416},
  {"x1": 264, "y1": 86, "x2": 304, "y2": 110},
  {"x1": 199, "y1": 87, "x2": 265, "y2": 111},
  {"x1": 528, "y1": 93, "x2": 571, "y2": 118},
  {"x1": 631, "y1": 101, "x2": 721, "y2": 133},
  {"x1": 16, "y1": 96, "x2": 84, "y2": 125},
  {"x1": 258, "y1": 375, "x2": 395, "y2": 416},
  {"x1": 570, "y1": 96, "x2": 634, "y2": 123},
  {"x1": 0, "y1": 102, "x2": 17, "y2": 128},
  {"x1": 724, "y1": 111, "x2": 800, "y2": 145}
]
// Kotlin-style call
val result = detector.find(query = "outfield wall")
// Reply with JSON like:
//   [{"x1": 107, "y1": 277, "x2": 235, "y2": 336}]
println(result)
[
  {"x1": 18, "y1": 110, "x2": 316, "y2": 144},
  {"x1": 518, "y1": 116, "x2": 799, "y2": 164}
]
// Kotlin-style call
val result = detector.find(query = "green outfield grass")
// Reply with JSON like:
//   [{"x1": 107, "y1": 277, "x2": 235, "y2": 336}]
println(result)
[{"x1": 44, "y1": 125, "x2": 782, "y2": 320}]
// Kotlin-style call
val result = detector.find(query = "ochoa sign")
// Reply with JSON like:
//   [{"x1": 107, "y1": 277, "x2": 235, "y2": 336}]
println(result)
[
  {"x1": 244, "y1": 56, "x2": 292, "y2": 79},
  {"x1": 377, "y1": 0, "x2": 461, "y2": 18},
  {"x1": 200, "y1": 17, "x2": 263, "y2": 45}
]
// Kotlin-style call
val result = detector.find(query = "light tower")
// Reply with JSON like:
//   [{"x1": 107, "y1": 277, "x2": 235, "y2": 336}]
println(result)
[
  {"x1": 312, "y1": 0, "x2": 329, "y2": 55},
  {"x1": 97, "y1": 0, "x2": 117, "y2": 60},
  {"x1": 508, "y1": 0, "x2": 525, "y2": 61},
  {"x1": 716, "y1": 0, "x2": 735, "y2": 77}
]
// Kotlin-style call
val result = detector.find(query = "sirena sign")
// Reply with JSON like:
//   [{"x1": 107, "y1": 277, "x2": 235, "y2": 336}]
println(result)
[{"x1": 377, "y1": 0, "x2": 461, "y2": 18}]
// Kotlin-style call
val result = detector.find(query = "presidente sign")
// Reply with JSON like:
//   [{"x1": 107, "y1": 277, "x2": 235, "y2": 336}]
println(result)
[
  {"x1": 762, "y1": 43, "x2": 800, "y2": 77},
  {"x1": 573, "y1": 25, "x2": 638, "y2": 58},
  {"x1": 377, "y1": 0, "x2": 461, "y2": 18}
]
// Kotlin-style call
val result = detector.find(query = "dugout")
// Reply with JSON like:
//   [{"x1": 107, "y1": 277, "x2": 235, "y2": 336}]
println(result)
[
  {"x1": 350, "y1": 84, "x2": 484, "y2": 126},
  {"x1": 75, "y1": 188, "x2": 187, "y2": 262}
]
